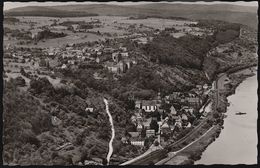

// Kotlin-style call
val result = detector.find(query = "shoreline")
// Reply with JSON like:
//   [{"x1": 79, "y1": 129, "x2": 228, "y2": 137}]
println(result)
[{"x1": 159, "y1": 65, "x2": 257, "y2": 165}]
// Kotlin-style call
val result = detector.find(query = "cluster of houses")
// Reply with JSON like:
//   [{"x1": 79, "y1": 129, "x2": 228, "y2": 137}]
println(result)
[
  {"x1": 104, "y1": 46, "x2": 137, "y2": 74},
  {"x1": 39, "y1": 40, "x2": 138, "y2": 75},
  {"x1": 121, "y1": 90, "x2": 207, "y2": 146}
]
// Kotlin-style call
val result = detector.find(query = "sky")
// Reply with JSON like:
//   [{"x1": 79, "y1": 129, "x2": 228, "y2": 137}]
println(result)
[{"x1": 4, "y1": 1, "x2": 258, "y2": 11}]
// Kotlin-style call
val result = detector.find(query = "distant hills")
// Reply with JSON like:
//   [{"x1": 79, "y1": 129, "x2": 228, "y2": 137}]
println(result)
[{"x1": 4, "y1": 3, "x2": 258, "y2": 29}]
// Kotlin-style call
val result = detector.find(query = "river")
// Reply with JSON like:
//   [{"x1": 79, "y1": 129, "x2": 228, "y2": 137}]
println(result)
[{"x1": 196, "y1": 74, "x2": 258, "y2": 164}]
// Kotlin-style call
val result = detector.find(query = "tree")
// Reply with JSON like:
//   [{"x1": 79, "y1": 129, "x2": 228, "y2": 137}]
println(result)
[
  {"x1": 154, "y1": 140, "x2": 159, "y2": 146},
  {"x1": 14, "y1": 76, "x2": 26, "y2": 87},
  {"x1": 144, "y1": 138, "x2": 149, "y2": 149},
  {"x1": 20, "y1": 67, "x2": 26, "y2": 76},
  {"x1": 141, "y1": 128, "x2": 146, "y2": 138},
  {"x1": 150, "y1": 120, "x2": 159, "y2": 133}
]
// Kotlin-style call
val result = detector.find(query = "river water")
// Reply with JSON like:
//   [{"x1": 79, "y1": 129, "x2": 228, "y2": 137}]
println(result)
[{"x1": 196, "y1": 74, "x2": 258, "y2": 165}]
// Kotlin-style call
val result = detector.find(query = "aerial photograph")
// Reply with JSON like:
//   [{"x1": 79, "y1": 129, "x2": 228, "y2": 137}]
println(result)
[{"x1": 2, "y1": 0, "x2": 258, "y2": 166}]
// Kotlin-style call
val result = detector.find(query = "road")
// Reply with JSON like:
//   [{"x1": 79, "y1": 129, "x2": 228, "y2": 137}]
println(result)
[
  {"x1": 214, "y1": 73, "x2": 227, "y2": 110},
  {"x1": 104, "y1": 98, "x2": 115, "y2": 165}
]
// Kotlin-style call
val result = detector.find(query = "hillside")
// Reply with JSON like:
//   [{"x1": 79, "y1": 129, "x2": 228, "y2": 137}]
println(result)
[{"x1": 4, "y1": 3, "x2": 258, "y2": 29}]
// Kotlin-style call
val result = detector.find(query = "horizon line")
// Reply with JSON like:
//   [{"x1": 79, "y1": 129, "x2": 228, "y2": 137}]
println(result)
[{"x1": 4, "y1": 1, "x2": 258, "y2": 11}]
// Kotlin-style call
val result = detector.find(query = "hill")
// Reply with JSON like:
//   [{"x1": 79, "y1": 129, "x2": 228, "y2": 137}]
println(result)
[{"x1": 4, "y1": 3, "x2": 258, "y2": 29}]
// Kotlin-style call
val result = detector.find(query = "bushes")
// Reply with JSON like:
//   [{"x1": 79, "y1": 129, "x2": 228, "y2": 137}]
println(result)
[
  {"x1": 36, "y1": 29, "x2": 67, "y2": 41},
  {"x1": 215, "y1": 29, "x2": 239, "y2": 44},
  {"x1": 29, "y1": 77, "x2": 54, "y2": 95},
  {"x1": 20, "y1": 129, "x2": 41, "y2": 147},
  {"x1": 14, "y1": 76, "x2": 26, "y2": 87},
  {"x1": 142, "y1": 34, "x2": 204, "y2": 69}
]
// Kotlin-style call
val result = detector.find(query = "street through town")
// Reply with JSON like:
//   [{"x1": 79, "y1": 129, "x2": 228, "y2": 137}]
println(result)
[{"x1": 104, "y1": 98, "x2": 115, "y2": 165}]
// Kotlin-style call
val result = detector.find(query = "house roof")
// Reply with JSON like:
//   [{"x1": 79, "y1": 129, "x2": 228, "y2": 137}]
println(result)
[
  {"x1": 137, "y1": 124, "x2": 143, "y2": 129},
  {"x1": 146, "y1": 129, "x2": 155, "y2": 133},
  {"x1": 142, "y1": 100, "x2": 157, "y2": 106},
  {"x1": 186, "y1": 97, "x2": 200, "y2": 103},
  {"x1": 105, "y1": 62, "x2": 118, "y2": 68},
  {"x1": 128, "y1": 132, "x2": 139, "y2": 138},
  {"x1": 121, "y1": 137, "x2": 127, "y2": 141},
  {"x1": 169, "y1": 92, "x2": 180, "y2": 100},
  {"x1": 161, "y1": 122, "x2": 170, "y2": 128},
  {"x1": 170, "y1": 106, "x2": 177, "y2": 115},
  {"x1": 182, "y1": 114, "x2": 188, "y2": 120}
]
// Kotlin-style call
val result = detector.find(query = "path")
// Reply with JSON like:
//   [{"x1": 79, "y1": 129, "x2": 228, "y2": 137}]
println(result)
[{"x1": 103, "y1": 98, "x2": 115, "y2": 165}]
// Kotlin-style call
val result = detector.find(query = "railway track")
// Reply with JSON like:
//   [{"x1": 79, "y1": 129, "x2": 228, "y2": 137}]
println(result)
[
  {"x1": 128, "y1": 149, "x2": 167, "y2": 165},
  {"x1": 166, "y1": 113, "x2": 212, "y2": 150}
]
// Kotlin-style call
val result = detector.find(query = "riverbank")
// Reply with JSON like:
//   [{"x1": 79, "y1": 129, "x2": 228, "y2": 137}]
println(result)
[
  {"x1": 196, "y1": 74, "x2": 257, "y2": 164},
  {"x1": 160, "y1": 66, "x2": 257, "y2": 165}
]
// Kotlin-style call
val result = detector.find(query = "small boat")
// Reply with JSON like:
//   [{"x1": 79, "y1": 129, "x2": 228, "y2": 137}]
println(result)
[{"x1": 235, "y1": 111, "x2": 247, "y2": 115}]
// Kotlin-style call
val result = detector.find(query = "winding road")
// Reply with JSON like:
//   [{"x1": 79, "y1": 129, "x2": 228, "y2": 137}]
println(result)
[{"x1": 104, "y1": 98, "x2": 115, "y2": 165}]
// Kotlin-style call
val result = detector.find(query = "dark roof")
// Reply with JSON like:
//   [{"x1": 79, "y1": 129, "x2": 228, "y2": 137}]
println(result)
[{"x1": 142, "y1": 100, "x2": 158, "y2": 106}]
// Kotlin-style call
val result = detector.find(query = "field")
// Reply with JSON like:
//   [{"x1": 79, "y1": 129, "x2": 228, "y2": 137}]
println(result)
[{"x1": 4, "y1": 16, "x2": 207, "y2": 48}]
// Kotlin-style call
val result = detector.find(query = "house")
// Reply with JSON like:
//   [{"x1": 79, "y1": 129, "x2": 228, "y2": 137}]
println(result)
[
  {"x1": 196, "y1": 85, "x2": 203, "y2": 90},
  {"x1": 105, "y1": 62, "x2": 119, "y2": 73},
  {"x1": 121, "y1": 137, "x2": 128, "y2": 144},
  {"x1": 51, "y1": 116, "x2": 62, "y2": 126},
  {"x1": 131, "y1": 115, "x2": 137, "y2": 124},
  {"x1": 118, "y1": 61, "x2": 127, "y2": 73},
  {"x1": 124, "y1": 59, "x2": 133, "y2": 70},
  {"x1": 137, "y1": 124, "x2": 143, "y2": 133},
  {"x1": 112, "y1": 52, "x2": 120, "y2": 62},
  {"x1": 92, "y1": 158, "x2": 103, "y2": 164},
  {"x1": 120, "y1": 47, "x2": 127, "y2": 52},
  {"x1": 182, "y1": 106, "x2": 194, "y2": 115},
  {"x1": 31, "y1": 29, "x2": 41, "y2": 39},
  {"x1": 170, "y1": 105, "x2": 177, "y2": 116},
  {"x1": 128, "y1": 132, "x2": 140, "y2": 138},
  {"x1": 181, "y1": 114, "x2": 188, "y2": 121},
  {"x1": 183, "y1": 122, "x2": 191, "y2": 128},
  {"x1": 186, "y1": 97, "x2": 201, "y2": 106},
  {"x1": 203, "y1": 83, "x2": 209, "y2": 90},
  {"x1": 104, "y1": 47, "x2": 114, "y2": 53},
  {"x1": 68, "y1": 60, "x2": 75, "y2": 65},
  {"x1": 136, "y1": 113, "x2": 143, "y2": 123},
  {"x1": 141, "y1": 100, "x2": 158, "y2": 112},
  {"x1": 175, "y1": 116, "x2": 182, "y2": 128},
  {"x1": 85, "y1": 107, "x2": 94, "y2": 113},
  {"x1": 146, "y1": 129, "x2": 155, "y2": 137},
  {"x1": 135, "y1": 100, "x2": 142, "y2": 109},
  {"x1": 168, "y1": 92, "x2": 181, "y2": 102},
  {"x1": 61, "y1": 64, "x2": 67, "y2": 69},
  {"x1": 143, "y1": 118, "x2": 151, "y2": 129},
  {"x1": 161, "y1": 122, "x2": 171, "y2": 134},
  {"x1": 97, "y1": 51, "x2": 102, "y2": 56},
  {"x1": 120, "y1": 52, "x2": 129, "y2": 57},
  {"x1": 130, "y1": 139, "x2": 144, "y2": 146},
  {"x1": 96, "y1": 57, "x2": 100, "y2": 63}
]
